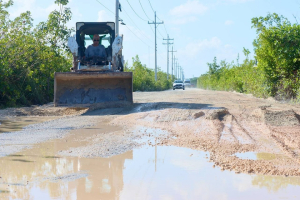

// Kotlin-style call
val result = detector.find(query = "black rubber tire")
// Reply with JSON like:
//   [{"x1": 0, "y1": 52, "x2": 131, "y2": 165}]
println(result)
[{"x1": 118, "y1": 55, "x2": 124, "y2": 71}]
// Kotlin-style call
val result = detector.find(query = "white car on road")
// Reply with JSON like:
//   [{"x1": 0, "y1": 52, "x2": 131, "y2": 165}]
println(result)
[
  {"x1": 184, "y1": 79, "x2": 192, "y2": 87},
  {"x1": 173, "y1": 80, "x2": 185, "y2": 90}
]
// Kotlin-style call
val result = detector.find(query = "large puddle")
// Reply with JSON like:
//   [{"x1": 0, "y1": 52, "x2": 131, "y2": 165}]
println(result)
[
  {"x1": 0, "y1": 116, "x2": 58, "y2": 133},
  {"x1": 1, "y1": 145, "x2": 300, "y2": 199},
  {"x1": 1, "y1": 116, "x2": 300, "y2": 199}
]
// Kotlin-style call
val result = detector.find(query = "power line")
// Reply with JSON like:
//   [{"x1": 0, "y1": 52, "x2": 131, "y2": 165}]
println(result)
[
  {"x1": 157, "y1": 15, "x2": 163, "y2": 21},
  {"x1": 122, "y1": 7, "x2": 153, "y2": 43},
  {"x1": 95, "y1": 0, "x2": 152, "y2": 49},
  {"x1": 147, "y1": 0, "x2": 155, "y2": 13},
  {"x1": 124, "y1": 25, "x2": 152, "y2": 48},
  {"x1": 163, "y1": 24, "x2": 168, "y2": 35},
  {"x1": 156, "y1": 15, "x2": 168, "y2": 35},
  {"x1": 145, "y1": 0, "x2": 167, "y2": 38},
  {"x1": 95, "y1": 0, "x2": 114, "y2": 14},
  {"x1": 139, "y1": 0, "x2": 151, "y2": 20},
  {"x1": 158, "y1": 29, "x2": 164, "y2": 38},
  {"x1": 126, "y1": 0, "x2": 147, "y2": 21},
  {"x1": 149, "y1": 25, "x2": 155, "y2": 34}
]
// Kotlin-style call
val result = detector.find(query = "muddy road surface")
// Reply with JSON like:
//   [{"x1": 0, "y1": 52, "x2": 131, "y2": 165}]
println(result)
[{"x1": 1, "y1": 88, "x2": 300, "y2": 199}]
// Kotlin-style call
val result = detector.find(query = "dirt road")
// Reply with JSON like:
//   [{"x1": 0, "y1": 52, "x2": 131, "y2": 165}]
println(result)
[{"x1": 1, "y1": 88, "x2": 300, "y2": 199}]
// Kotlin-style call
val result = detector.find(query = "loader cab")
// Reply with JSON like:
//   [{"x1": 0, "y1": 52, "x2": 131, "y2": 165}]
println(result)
[{"x1": 76, "y1": 22, "x2": 115, "y2": 62}]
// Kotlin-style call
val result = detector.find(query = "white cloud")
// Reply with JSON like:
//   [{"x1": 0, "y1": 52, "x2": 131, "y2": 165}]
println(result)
[
  {"x1": 177, "y1": 37, "x2": 238, "y2": 68},
  {"x1": 223, "y1": 0, "x2": 253, "y2": 2},
  {"x1": 176, "y1": 37, "x2": 238, "y2": 77},
  {"x1": 172, "y1": 16, "x2": 198, "y2": 25},
  {"x1": 169, "y1": 1, "x2": 208, "y2": 25},
  {"x1": 97, "y1": 10, "x2": 113, "y2": 22},
  {"x1": 170, "y1": 0, "x2": 208, "y2": 16},
  {"x1": 225, "y1": 20, "x2": 234, "y2": 25},
  {"x1": 8, "y1": 0, "x2": 60, "y2": 22},
  {"x1": 8, "y1": 0, "x2": 82, "y2": 29},
  {"x1": 9, "y1": 0, "x2": 36, "y2": 18},
  {"x1": 181, "y1": 37, "x2": 222, "y2": 57}
]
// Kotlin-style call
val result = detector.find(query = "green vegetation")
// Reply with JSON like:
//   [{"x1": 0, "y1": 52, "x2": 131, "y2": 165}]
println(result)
[
  {"x1": 0, "y1": 0, "x2": 172, "y2": 108},
  {"x1": 125, "y1": 55, "x2": 173, "y2": 91},
  {"x1": 198, "y1": 13, "x2": 300, "y2": 101},
  {"x1": 197, "y1": 55, "x2": 268, "y2": 98},
  {"x1": 0, "y1": 0, "x2": 73, "y2": 107}
]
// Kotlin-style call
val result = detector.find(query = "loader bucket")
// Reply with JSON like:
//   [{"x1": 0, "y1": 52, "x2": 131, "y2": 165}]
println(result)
[{"x1": 54, "y1": 72, "x2": 133, "y2": 108}]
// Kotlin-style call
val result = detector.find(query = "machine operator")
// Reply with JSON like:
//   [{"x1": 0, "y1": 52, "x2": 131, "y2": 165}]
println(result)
[{"x1": 85, "y1": 34, "x2": 107, "y2": 59}]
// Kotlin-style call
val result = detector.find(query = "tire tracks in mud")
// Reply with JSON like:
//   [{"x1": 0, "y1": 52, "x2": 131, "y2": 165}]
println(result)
[
  {"x1": 120, "y1": 99, "x2": 300, "y2": 176},
  {"x1": 205, "y1": 109, "x2": 300, "y2": 176},
  {"x1": 3, "y1": 89, "x2": 300, "y2": 177}
]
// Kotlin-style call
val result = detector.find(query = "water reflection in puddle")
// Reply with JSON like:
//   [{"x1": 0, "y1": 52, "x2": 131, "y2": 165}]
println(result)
[
  {"x1": 134, "y1": 126, "x2": 170, "y2": 144},
  {"x1": 0, "y1": 146, "x2": 300, "y2": 199},
  {"x1": 0, "y1": 116, "x2": 58, "y2": 133},
  {"x1": 235, "y1": 152, "x2": 279, "y2": 161},
  {"x1": 235, "y1": 152, "x2": 257, "y2": 160}
]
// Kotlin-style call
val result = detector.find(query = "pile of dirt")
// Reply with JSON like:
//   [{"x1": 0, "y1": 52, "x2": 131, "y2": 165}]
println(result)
[
  {"x1": 0, "y1": 103, "x2": 88, "y2": 118},
  {"x1": 205, "y1": 108, "x2": 229, "y2": 120},
  {"x1": 251, "y1": 107, "x2": 300, "y2": 126}
]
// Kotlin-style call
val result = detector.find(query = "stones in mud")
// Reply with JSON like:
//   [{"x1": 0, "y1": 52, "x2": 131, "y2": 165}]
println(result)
[
  {"x1": 193, "y1": 111, "x2": 205, "y2": 119},
  {"x1": 265, "y1": 110, "x2": 299, "y2": 126},
  {"x1": 252, "y1": 108, "x2": 300, "y2": 126},
  {"x1": 205, "y1": 109, "x2": 229, "y2": 120}
]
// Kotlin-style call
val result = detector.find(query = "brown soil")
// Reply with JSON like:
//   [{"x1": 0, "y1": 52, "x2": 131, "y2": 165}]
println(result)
[
  {"x1": 0, "y1": 103, "x2": 88, "y2": 119},
  {"x1": 1, "y1": 88, "x2": 300, "y2": 177},
  {"x1": 112, "y1": 89, "x2": 300, "y2": 176}
]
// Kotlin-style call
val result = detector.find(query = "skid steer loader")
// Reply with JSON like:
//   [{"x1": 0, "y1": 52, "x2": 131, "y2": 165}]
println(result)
[{"x1": 54, "y1": 22, "x2": 133, "y2": 108}]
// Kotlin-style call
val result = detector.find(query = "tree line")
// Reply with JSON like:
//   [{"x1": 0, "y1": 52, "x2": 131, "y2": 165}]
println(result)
[
  {"x1": 198, "y1": 13, "x2": 300, "y2": 101},
  {"x1": 0, "y1": 0, "x2": 73, "y2": 107},
  {"x1": 125, "y1": 56, "x2": 173, "y2": 92}
]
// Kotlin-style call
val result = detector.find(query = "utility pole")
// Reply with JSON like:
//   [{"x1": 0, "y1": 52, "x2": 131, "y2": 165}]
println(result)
[
  {"x1": 176, "y1": 62, "x2": 179, "y2": 79},
  {"x1": 148, "y1": 12, "x2": 163, "y2": 81},
  {"x1": 174, "y1": 57, "x2": 177, "y2": 80},
  {"x1": 169, "y1": 47, "x2": 176, "y2": 80},
  {"x1": 175, "y1": 61, "x2": 177, "y2": 79},
  {"x1": 180, "y1": 67, "x2": 183, "y2": 80},
  {"x1": 175, "y1": 59, "x2": 178, "y2": 79},
  {"x1": 174, "y1": 57, "x2": 177, "y2": 79},
  {"x1": 178, "y1": 63, "x2": 180, "y2": 79},
  {"x1": 179, "y1": 66, "x2": 181, "y2": 80},
  {"x1": 163, "y1": 35, "x2": 174, "y2": 80},
  {"x1": 115, "y1": 0, "x2": 119, "y2": 36}
]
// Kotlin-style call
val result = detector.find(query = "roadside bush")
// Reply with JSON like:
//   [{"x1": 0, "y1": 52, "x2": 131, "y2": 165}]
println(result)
[
  {"x1": 0, "y1": 0, "x2": 73, "y2": 107},
  {"x1": 125, "y1": 55, "x2": 173, "y2": 91},
  {"x1": 198, "y1": 13, "x2": 300, "y2": 101},
  {"x1": 252, "y1": 13, "x2": 300, "y2": 99},
  {"x1": 197, "y1": 56, "x2": 269, "y2": 98}
]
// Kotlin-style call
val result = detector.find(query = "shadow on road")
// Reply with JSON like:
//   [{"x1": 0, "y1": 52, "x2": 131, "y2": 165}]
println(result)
[{"x1": 83, "y1": 102, "x2": 226, "y2": 116}]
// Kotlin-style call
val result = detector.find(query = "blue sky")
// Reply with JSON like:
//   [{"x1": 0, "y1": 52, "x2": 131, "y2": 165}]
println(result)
[{"x1": 7, "y1": 0, "x2": 300, "y2": 78}]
